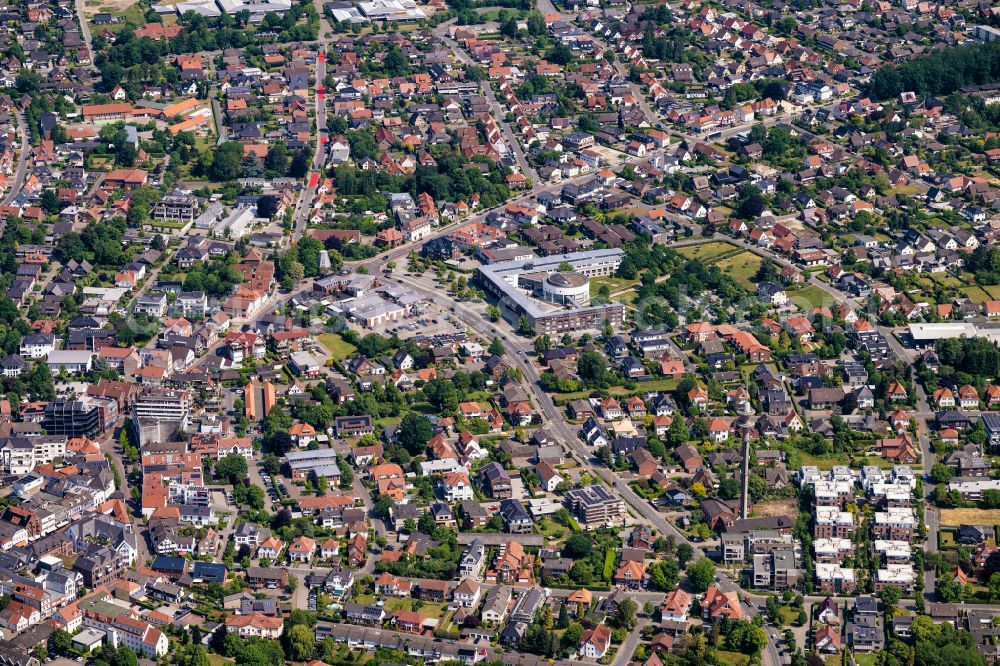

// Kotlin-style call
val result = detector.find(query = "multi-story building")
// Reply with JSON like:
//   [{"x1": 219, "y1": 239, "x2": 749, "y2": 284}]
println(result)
[
  {"x1": 751, "y1": 546, "x2": 801, "y2": 591},
  {"x1": 815, "y1": 562, "x2": 856, "y2": 594},
  {"x1": 565, "y1": 486, "x2": 626, "y2": 529},
  {"x1": 873, "y1": 508, "x2": 916, "y2": 541},
  {"x1": 814, "y1": 537, "x2": 855, "y2": 563},
  {"x1": 41, "y1": 397, "x2": 117, "y2": 439},
  {"x1": 79, "y1": 596, "x2": 168, "y2": 657},
  {"x1": 0, "y1": 435, "x2": 67, "y2": 474},
  {"x1": 814, "y1": 506, "x2": 855, "y2": 539},
  {"x1": 131, "y1": 387, "x2": 191, "y2": 445},
  {"x1": 875, "y1": 564, "x2": 916, "y2": 592},
  {"x1": 152, "y1": 189, "x2": 199, "y2": 223},
  {"x1": 459, "y1": 539, "x2": 486, "y2": 580}
]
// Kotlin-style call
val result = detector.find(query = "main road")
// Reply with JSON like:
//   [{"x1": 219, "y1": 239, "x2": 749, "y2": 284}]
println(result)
[{"x1": 2, "y1": 112, "x2": 29, "y2": 206}]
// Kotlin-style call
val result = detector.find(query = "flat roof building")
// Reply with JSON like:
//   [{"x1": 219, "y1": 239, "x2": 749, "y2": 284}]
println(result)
[{"x1": 477, "y1": 249, "x2": 625, "y2": 335}]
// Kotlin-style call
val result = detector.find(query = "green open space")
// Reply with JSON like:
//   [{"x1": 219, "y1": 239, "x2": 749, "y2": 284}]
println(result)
[
  {"x1": 318, "y1": 333, "x2": 357, "y2": 360},
  {"x1": 590, "y1": 276, "x2": 640, "y2": 297},
  {"x1": 714, "y1": 251, "x2": 764, "y2": 290},
  {"x1": 715, "y1": 650, "x2": 752, "y2": 666},
  {"x1": 535, "y1": 517, "x2": 571, "y2": 541},
  {"x1": 960, "y1": 285, "x2": 993, "y2": 304},
  {"x1": 788, "y1": 284, "x2": 833, "y2": 310},
  {"x1": 676, "y1": 241, "x2": 740, "y2": 262},
  {"x1": 553, "y1": 378, "x2": 679, "y2": 404}
]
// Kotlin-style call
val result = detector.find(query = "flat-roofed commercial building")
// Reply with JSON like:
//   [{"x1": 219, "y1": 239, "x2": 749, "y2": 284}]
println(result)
[{"x1": 477, "y1": 249, "x2": 625, "y2": 335}]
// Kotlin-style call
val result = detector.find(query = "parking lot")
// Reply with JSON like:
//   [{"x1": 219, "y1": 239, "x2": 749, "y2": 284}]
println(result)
[{"x1": 373, "y1": 300, "x2": 467, "y2": 338}]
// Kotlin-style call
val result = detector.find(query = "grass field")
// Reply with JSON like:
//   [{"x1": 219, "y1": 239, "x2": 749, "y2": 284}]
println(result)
[
  {"x1": 786, "y1": 449, "x2": 850, "y2": 470},
  {"x1": 777, "y1": 606, "x2": 799, "y2": 627},
  {"x1": 788, "y1": 284, "x2": 832, "y2": 310},
  {"x1": 318, "y1": 333, "x2": 357, "y2": 360},
  {"x1": 715, "y1": 650, "x2": 752, "y2": 666},
  {"x1": 554, "y1": 378, "x2": 679, "y2": 403},
  {"x1": 591, "y1": 276, "x2": 639, "y2": 298},
  {"x1": 928, "y1": 273, "x2": 963, "y2": 288},
  {"x1": 960, "y1": 285, "x2": 993, "y2": 304},
  {"x1": 383, "y1": 597, "x2": 449, "y2": 618},
  {"x1": 714, "y1": 251, "x2": 764, "y2": 290},
  {"x1": 612, "y1": 290, "x2": 639, "y2": 306},
  {"x1": 940, "y1": 508, "x2": 1000, "y2": 527},
  {"x1": 676, "y1": 241, "x2": 739, "y2": 262},
  {"x1": 535, "y1": 517, "x2": 571, "y2": 540},
  {"x1": 854, "y1": 655, "x2": 878, "y2": 666},
  {"x1": 984, "y1": 285, "x2": 1000, "y2": 299}
]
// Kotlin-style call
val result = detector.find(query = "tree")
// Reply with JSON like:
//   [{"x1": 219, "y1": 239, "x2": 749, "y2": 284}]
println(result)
[
  {"x1": 930, "y1": 463, "x2": 953, "y2": 484},
  {"x1": 50, "y1": 629, "x2": 73, "y2": 655},
  {"x1": 648, "y1": 560, "x2": 681, "y2": 591},
  {"x1": 264, "y1": 141, "x2": 289, "y2": 175},
  {"x1": 612, "y1": 598, "x2": 638, "y2": 631},
  {"x1": 578, "y1": 114, "x2": 600, "y2": 134},
  {"x1": 500, "y1": 16, "x2": 518, "y2": 38},
  {"x1": 290, "y1": 150, "x2": 311, "y2": 178},
  {"x1": 209, "y1": 141, "x2": 245, "y2": 181},
  {"x1": 486, "y1": 306, "x2": 501, "y2": 322},
  {"x1": 178, "y1": 645, "x2": 211, "y2": 666},
  {"x1": 990, "y1": 572, "x2": 1000, "y2": 601},
  {"x1": 533, "y1": 334, "x2": 552, "y2": 354},
  {"x1": 557, "y1": 601, "x2": 569, "y2": 629},
  {"x1": 517, "y1": 315, "x2": 535, "y2": 336},
  {"x1": 399, "y1": 413, "x2": 433, "y2": 454},
  {"x1": 676, "y1": 542, "x2": 694, "y2": 567},
  {"x1": 561, "y1": 623, "x2": 584, "y2": 649},
  {"x1": 216, "y1": 453, "x2": 249, "y2": 484},
  {"x1": 688, "y1": 557, "x2": 716, "y2": 592},
  {"x1": 40, "y1": 189, "x2": 61, "y2": 214},
  {"x1": 257, "y1": 195, "x2": 280, "y2": 219},
  {"x1": 718, "y1": 478, "x2": 741, "y2": 501},
  {"x1": 879, "y1": 585, "x2": 900, "y2": 612},
  {"x1": 667, "y1": 416, "x2": 689, "y2": 446},
  {"x1": 489, "y1": 337, "x2": 504, "y2": 355},
  {"x1": 527, "y1": 12, "x2": 545, "y2": 35},
  {"x1": 284, "y1": 624, "x2": 315, "y2": 661},
  {"x1": 562, "y1": 533, "x2": 592, "y2": 559},
  {"x1": 577, "y1": 350, "x2": 611, "y2": 388}
]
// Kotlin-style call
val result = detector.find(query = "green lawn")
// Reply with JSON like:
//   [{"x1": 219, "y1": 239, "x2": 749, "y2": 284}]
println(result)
[
  {"x1": 207, "y1": 656, "x2": 235, "y2": 666},
  {"x1": 853, "y1": 455, "x2": 896, "y2": 469},
  {"x1": 715, "y1": 650, "x2": 752, "y2": 666},
  {"x1": 714, "y1": 252, "x2": 764, "y2": 290},
  {"x1": 535, "y1": 517, "x2": 571, "y2": 540},
  {"x1": 382, "y1": 597, "x2": 449, "y2": 619},
  {"x1": 591, "y1": 276, "x2": 640, "y2": 298},
  {"x1": 788, "y1": 284, "x2": 832, "y2": 310},
  {"x1": 960, "y1": 285, "x2": 993, "y2": 304},
  {"x1": 777, "y1": 605, "x2": 799, "y2": 627},
  {"x1": 553, "y1": 378, "x2": 678, "y2": 403},
  {"x1": 318, "y1": 333, "x2": 357, "y2": 360},
  {"x1": 854, "y1": 654, "x2": 877, "y2": 666},
  {"x1": 676, "y1": 241, "x2": 739, "y2": 262},
  {"x1": 785, "y1": 449, "x2": 850, "y2": 470}
]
